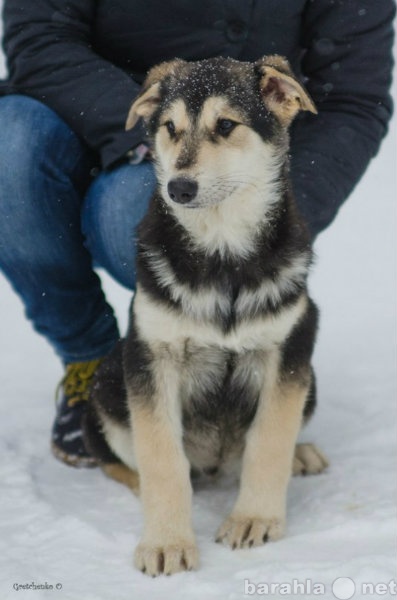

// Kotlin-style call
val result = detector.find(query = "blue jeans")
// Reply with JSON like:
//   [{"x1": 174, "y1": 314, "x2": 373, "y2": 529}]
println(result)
[{"x1": 0, "y1": 95, "x2": 156, "y2": 364}]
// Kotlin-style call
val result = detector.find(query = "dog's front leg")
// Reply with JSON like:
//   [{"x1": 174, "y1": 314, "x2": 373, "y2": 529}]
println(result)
[
  {"x1": 129, "y1": 357, "x2": 198, "y2": 576},
  {"x1": 216, "y1": 353, "x2": 307, "y2": 549}
]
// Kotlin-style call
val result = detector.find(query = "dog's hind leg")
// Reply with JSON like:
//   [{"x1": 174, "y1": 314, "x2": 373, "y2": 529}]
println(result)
[
  {"x1": 293, "y1": 443, "x2": 329, "y2": 476},
  {"x1": 102, "y1": 463, "x2": 140, "y2": 495},
  {"x1": 83, "y1": 391, "x2": 141, "y2": 493},
  {"x1": 294, "y1": 370, "x2": 328, "y2": 476}
]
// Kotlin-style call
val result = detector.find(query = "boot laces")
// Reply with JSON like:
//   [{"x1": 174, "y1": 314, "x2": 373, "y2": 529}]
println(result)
[{"x1": 57, "y1": 359, "x2": 102, "y2": 408}]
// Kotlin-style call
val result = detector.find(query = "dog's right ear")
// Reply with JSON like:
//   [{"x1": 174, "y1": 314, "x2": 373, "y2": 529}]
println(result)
[
  {"x1": 125, "y1": 59, "x2": 185, "y2": 130},
  {"x1": 125, "y1": 82, "x2": 161, "y2": 130}
]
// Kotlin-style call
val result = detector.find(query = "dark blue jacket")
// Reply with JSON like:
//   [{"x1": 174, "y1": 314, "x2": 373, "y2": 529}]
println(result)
[{"x1": 1, "y1": 0, "x2": 395, "y2": 236}]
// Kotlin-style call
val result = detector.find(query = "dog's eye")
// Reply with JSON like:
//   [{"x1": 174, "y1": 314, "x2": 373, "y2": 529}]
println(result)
[
  {"x1": 216, "y1": 119, "x2": 236, "y2": 136},
  {"x1": 165, "y1": 120, "x2": 176, "y2": 136}
]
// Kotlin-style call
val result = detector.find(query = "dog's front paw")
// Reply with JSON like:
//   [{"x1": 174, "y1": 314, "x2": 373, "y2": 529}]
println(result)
[
  {"x1": 215, "y1": 514, "x2": 285, "y2": 549},
  {"x1": 293, "y1": 443, "x2": 329, "y2": 476},
  {"x1": 134, "y1": 539, "x2": 199, "y2": 576}
]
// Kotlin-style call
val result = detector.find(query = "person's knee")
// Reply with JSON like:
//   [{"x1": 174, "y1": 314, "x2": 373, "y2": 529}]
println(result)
[
  {"x1": 0, "y1": 95, "x2": 86, "y2": 184},
  {"x1": 82, "y1": 161, "x2": 156, "y2": 289},
  {"x1": 0, "y1": 95, "x2": 94, "y2": 261}
]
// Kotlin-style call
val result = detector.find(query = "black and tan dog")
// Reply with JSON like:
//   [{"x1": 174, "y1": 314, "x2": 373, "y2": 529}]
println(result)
[{"x1": 83, "y1": 56, "x2": 328, "y2": 576}]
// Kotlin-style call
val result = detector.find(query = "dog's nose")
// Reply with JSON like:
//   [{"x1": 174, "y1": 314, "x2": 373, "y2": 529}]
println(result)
[{"x1": 167, "y1": 178, "x2": 198, "y2": 204}]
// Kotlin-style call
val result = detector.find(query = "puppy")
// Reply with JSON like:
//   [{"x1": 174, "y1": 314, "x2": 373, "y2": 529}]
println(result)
[{"x1": 83, "y1": 55, "x2": 328, "y2": 577}]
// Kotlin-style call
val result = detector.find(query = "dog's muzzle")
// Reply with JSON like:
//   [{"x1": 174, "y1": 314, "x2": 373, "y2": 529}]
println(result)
[{"x1": 167, "y1": 177, "x2": 198, "y2": 205}]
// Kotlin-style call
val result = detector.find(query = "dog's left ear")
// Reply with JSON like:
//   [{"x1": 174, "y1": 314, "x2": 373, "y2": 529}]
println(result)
[
  {"x1": 125, "y1": 59, "x2": 186, "y2": 130},
  {"x1": 255, "y1": 55, "x2": 317, "y2": 126}
]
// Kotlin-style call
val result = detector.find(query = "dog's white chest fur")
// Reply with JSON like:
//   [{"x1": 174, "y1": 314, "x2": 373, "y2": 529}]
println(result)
[{"x1": 134, "y1": 285, "x2": 307, "y2": 353}]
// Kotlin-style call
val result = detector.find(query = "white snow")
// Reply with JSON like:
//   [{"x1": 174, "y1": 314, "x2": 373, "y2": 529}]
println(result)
[{"x1": 0, "y1": 14, "x2": 396, "y2": 600}]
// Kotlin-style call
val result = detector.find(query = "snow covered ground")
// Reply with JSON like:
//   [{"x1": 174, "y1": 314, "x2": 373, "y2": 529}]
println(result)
[{"x1": 0, "y1": 17, "x2": 396, "y2": 600}]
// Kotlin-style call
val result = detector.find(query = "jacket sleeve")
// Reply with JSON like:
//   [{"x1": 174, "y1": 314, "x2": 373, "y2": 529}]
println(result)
[
  {"x1": 2, "y1": 0, "x2": 145, "y2": 169},
  {"x1": 289, "y1": 0, "x2": 395, "y2": 238}
]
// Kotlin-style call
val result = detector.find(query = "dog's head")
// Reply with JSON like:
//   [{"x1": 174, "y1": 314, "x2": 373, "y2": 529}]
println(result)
[{"x1": 126, "y1": 56, "x2": 316, "y2": 209}]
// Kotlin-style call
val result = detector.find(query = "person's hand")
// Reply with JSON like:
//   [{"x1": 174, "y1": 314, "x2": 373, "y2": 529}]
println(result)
[{"x1": 127, "y1": 143, "x2": 151, "y2": 164}]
